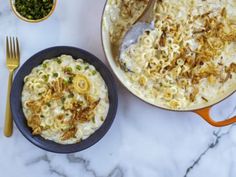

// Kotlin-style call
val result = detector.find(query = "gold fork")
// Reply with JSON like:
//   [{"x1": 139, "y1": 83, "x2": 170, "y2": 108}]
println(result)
[{"x1": 4, "y1": 37, "x2": 20, "y2": 137}]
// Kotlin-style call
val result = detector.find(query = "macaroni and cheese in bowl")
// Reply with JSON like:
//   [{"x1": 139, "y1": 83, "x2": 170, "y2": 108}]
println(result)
[
  {"x1": 22, "y1": 55, "x2": 109, "y2": 144},
  {"x1": 102, "y1": 0, "x2": 236, "y2": 126},
  {"x1": 11, "y1": 47, "x2": 118, "y2": 153}
]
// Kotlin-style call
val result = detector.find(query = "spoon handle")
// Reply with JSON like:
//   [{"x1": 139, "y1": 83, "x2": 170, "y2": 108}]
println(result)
[{"x1": 135, "y1": 0, "x2": 156, "y2": 23}]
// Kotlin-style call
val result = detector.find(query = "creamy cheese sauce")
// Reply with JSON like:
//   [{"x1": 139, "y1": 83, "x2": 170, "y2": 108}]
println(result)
[
  {"x1": 105, "y1": 0, "x2": 236, "y2": 110},
  {"x1": 22, "y1": 55, "x2": 109, "y2": 144}
]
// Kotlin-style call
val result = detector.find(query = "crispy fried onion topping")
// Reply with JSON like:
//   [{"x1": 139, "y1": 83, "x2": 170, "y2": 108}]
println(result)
[
  {"x1": 124, "y1": 6, "x2": 236, "y2": 104},
  {"x1": 25, "y1": 78, "x2": 101, "y2": 140}
]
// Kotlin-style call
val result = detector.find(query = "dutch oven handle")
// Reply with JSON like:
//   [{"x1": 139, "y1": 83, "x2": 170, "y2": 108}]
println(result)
[{"x1": 195, "y1": 107, "x2": 236, "y2": 127}]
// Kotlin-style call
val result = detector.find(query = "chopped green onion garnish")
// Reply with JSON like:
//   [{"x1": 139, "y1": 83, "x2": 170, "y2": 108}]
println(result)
[
  {"x1": 15, "y1": 0, "x2": 54, "y2": 20},
  {"x1": 92, "y1": 70, "x2": 97, "y2": 75},
  {"x1": 92, "y1": 117, "x2": 96, "y2": 123},
  {"x1": 43, "y1": 63, "x2": 47, "y2": 68},
  {"x1": 63, "y1": 79, "x2": 68, "y2": 85},
  {"x1": 76, "y1": 65, "x2": 81, "y2": 70},
  {"x1": 56, "y1": 59, "x2": 62, "y2": 64},
  {"x1": 68, "y1": 93, "x2": 74, "y2": 98},
  {"x1": 65, "y1": 67, "x2": 73, "y2": 73},
  {"x1": 43, "y1": 74, "x2": 49, "y2": 82},
  {"x1": 61, "y1": 97, "x2": 66, "y2": 103},
  {"x1": 53, "y1": 73, "x2": 58, "y2": 77},
  {"x1": 68, "y1": 77, "x2": 73, "y2": 84}
]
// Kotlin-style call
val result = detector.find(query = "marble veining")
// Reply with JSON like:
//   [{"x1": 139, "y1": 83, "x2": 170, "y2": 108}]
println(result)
[
  {"x1": 0, "y1": 0, "x2": 236, "y2": 177},
  {"x1": 25, "y1": 153, "x2": 125, "y2": 177},
  {"x1": 184, "y1": 124, "x2": 236, "y2": 177}
]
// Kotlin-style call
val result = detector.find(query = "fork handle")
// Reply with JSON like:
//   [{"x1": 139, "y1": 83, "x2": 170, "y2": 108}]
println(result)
[{"x1": 4, "y1": 71, "x2": 14, "y2": 137}]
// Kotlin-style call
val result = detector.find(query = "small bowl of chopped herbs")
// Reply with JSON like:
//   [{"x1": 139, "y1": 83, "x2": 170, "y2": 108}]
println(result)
[{"x1": 10, "y1": 0, "x2": 57, "y2": 23}]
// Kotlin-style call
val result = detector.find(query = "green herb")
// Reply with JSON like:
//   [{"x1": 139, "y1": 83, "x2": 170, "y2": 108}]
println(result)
[
  {"x1": 53, "y1": 73, "x2": 58, "y2": 77},
  {"x1": 68, "y1": 92, "x2": 74, "y2": 98},
  {"x1": 92, "y1": 70, "x2": 97, "y2": 75},
  {"x1": 76, "y1": 65, "x2": 81, "y2": 70},
  {"x1": 92, "y1": 117, "x2": 96, "y2": 123},
  {"x1": 64, "y1": 67, "x2": 73, "y2": 73},
  {"x1": 100, "y1": 116, "x2": 104, "y2": 122},
  {"x1": 68, "y1": 77, "x2": 73, "y2": 84},
  {"x1": 56, "y1": 58, "x2": 62, "y2": 64},
  {"x1": 85, "y1": 65, "x2": 89, "y2": 70},
  {"x1": 43, "y1": 74, "x2": 49, "y2": 82},
  {"x1": 61, "y1": 97, "x2": 66, "y2": 103},
  {"x1": 15, "y1": 0, "x2": 54, "y2": 20},
  {"x1": 42, "y1": 63, "x2": 47, "y2": 68},
  {"x1": 25, "y1": 77, "x2": 29, "y2": 82},
  {"x1": 46, "y1": 102, "x2": 51, "y2": 107},
  {"x1": 63, "y1": 79, "x2": 68, "y2": 85}
]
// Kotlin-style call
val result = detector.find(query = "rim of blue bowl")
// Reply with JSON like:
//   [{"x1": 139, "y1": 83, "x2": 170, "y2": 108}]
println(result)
[{"x1": 11, "y1": 46, "x2": 118, "y2": 153}]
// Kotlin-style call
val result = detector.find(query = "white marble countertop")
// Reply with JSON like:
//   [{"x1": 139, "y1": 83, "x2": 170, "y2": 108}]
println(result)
[{"x1": 0, "y1": 0, "x2": 236, "y2": 177}]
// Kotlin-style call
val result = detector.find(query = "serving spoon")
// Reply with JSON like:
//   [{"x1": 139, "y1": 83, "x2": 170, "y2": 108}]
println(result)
[{"x1": 120, "y1": 0, "x2": 157, "y2": 54}]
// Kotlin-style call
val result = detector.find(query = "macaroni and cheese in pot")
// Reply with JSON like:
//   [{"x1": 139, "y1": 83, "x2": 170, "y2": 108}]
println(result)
[{"x1": 103, "y1": 0, "x2": 236, "y2": 110}]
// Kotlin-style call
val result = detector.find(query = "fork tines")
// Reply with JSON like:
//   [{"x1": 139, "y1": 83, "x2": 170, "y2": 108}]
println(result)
[{"x1": 6, "y1": 37, "x2": 20, "y2": 60}]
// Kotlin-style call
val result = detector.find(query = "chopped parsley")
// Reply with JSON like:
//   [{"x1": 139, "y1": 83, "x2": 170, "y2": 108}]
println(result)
[
  {"x1": 92, "y1": 117, "x2": 96, "y2": 123},
  {"x1": 43, "y1": 74, "x2": 49, "y2": 82},
  {"x1": 42, "y1": 63, "x2": 47, "y2": 68},
  {"x1": 92, "y1": 70, "x2": 97, "y2": 75},
  {"x1": 53, "y1": 73, "x2": 59, "y2": 77},
  {"x1": 56, "y1": 58, "x2": 62, "y2": 64},
  {"x1": 15, "y1": 0, "x2": 54, "y2": 20},
  {"x1": 63, "y1": 79, "x2": 68, "y2": 85},
  {"x1": 64, "y1": 67, "x2": 73, "y2": 73},
  {"x1": 61, "y1": 97, "x2": 66, "y2": 103},
  {"x1": 46, "y1": 102, "x2": 51, "y2": 107},
  {"x1": 68, "y1": 77, "x2": 73, "y2": 84},
  {"x1": 76, "y1": 65, "x2": 82, "y2": 70},
  {"x1": 68, "y1": 92, "x2": 74, "y2": 98}
]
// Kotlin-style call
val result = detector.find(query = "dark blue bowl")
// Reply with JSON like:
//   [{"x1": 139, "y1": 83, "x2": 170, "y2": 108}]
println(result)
[{"x1": 11, "y1": 46, "x2": 118, "y2": 153}]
